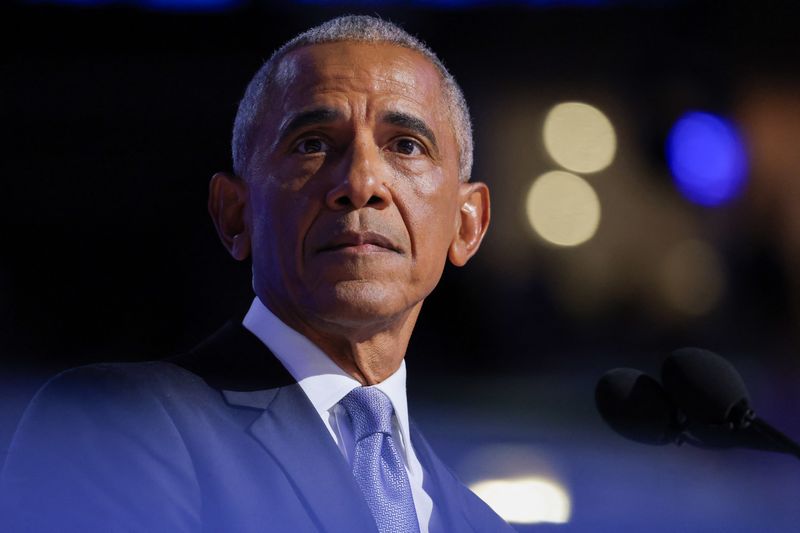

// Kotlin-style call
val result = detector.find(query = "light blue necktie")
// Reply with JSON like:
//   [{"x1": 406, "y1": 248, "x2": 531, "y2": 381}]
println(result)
[{"x1": 340, "y1": 387, "x2": 421, "y2": 533}]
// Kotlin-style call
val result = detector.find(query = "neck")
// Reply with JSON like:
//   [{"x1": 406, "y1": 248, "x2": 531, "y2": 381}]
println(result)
[
  {"x1": 260, "y1": 296, "x2": 422, "y2": 386},
  {"x1": 309, "y1": 312, "x2": 419, "y2": 385}
]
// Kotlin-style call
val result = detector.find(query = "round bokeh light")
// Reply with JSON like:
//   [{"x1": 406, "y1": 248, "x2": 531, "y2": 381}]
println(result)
[
  {"x1": 666, "y1": 111, "x2": 748, "y2": 207},
  {"x1": 543, "y1": 102, "x2": 617, "y2": 174},
  {"x1": 526, "y1": 170, "x2": 601, "y2": 247},
  {"x1": 659, "y1": 239, "x2": 725, "y2": 316}
]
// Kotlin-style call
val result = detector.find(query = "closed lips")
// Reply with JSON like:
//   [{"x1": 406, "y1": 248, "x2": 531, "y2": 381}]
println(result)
[{"x1": 318, "y1": 231, "x2": 402, "y2": 253}]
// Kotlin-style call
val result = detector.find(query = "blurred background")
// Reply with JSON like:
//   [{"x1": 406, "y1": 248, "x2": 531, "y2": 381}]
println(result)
[{"x1": 3, "y1": 0, "x2": 800, "y2": 531}]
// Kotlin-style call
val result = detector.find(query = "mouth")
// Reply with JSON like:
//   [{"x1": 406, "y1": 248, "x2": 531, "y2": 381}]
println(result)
[{"x1": 317, "y1": 231, "x2": 403, "y2": 254}]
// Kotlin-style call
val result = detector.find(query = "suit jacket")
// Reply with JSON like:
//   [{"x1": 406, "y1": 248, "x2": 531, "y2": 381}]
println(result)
[{"x1": 0, "y1": 320, "x2": 514, "y2": 532}]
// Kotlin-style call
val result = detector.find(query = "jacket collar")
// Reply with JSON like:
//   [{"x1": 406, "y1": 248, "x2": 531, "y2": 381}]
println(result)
[
  {"x1": 170, "y1": 319, "x2": 378, "y2": 532},
  {"x1": 168, "y1": 319, "x2": 295, "y2": 392}
]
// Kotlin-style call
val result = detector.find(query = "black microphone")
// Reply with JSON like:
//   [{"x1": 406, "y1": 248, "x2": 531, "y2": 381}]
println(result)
[
  {"x1": 595, "y1": 368, "x2": 682, "y2": 446},
  {"x1": 595, "y1": 349, "x2": 800, "y2": 460},
  {"x1": 662, "y1": 347, "x2": 800, "y2": 459}
]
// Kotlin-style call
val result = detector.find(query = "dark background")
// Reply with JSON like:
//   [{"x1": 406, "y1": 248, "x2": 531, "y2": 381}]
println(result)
[{"x1": 3, "y1": 1, "x2": 800, "y2": 530}]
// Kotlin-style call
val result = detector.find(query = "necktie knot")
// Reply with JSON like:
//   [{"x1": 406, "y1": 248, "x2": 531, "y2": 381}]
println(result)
[{"x1": 340, "y1": 386, "x2": 394, "y2": 442}]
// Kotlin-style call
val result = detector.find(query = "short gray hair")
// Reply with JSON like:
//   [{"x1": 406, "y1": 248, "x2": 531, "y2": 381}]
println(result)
[{"x1": 231, "y1": 15, "x2": 473, "y2": 182}]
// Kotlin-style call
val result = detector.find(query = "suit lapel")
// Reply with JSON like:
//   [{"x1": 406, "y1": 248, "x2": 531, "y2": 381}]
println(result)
[
  {"x1": 245, "y1": 384, "x2": 378, "y2": 533},
  {"x1": 410, "y1": 422, "x2": 477, "y2": 533},
  {"x1": 172, "y1": 320, "x2": 378, "y2": 533}
]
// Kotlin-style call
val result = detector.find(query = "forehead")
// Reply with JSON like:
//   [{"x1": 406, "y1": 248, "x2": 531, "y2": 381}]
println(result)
[{"x1": 269, "y1": 41, "x2": 449, "y2": 127}]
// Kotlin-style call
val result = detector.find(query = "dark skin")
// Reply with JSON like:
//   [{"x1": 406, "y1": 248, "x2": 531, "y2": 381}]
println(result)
[{"x1": 208, "y1": 41, "x2": 490, "y2": 385}]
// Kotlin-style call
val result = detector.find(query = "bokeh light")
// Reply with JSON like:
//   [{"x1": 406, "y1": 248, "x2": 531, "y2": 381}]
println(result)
[
  {"x1": 543, "y1": 102, "x2": 617, "y2": 173},
  {"x1": 470, "y1": 477, "x2": 572, "y2": 524},
  {"x1": 666, "y1": 111, "x2": 748, "y2": 207},
  {"x1": 658, "y1": 239, "x2": 725, "y2": 316},
  {"x1": 526, "y1": 170, "x2": 601, "y2": 247}
]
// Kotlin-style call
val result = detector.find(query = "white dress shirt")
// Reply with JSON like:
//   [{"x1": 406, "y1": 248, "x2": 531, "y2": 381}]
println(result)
[{"x1": 242, "y1": 297, "x2": 435, "y2": 533}]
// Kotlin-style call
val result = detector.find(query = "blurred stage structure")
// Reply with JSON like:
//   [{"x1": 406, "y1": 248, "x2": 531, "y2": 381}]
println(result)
[{"x1": 3, "y1": 1, "x2": 800, "y2": 530}]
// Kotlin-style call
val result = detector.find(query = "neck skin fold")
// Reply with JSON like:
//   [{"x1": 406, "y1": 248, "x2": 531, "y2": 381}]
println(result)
[{"x1": 257, "y1": 291, "x2": 422, "y2": 386}]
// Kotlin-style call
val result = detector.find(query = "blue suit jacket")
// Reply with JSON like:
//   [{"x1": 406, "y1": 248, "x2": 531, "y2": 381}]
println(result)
[{"x1": 0, "y1": 320, "x2": 514, "y2": 532}]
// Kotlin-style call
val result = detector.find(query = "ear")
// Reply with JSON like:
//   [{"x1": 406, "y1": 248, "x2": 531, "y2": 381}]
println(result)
[
  {"x1": 208, "y1": 172, "x2": 251, "y2": 261},
  {"x1": 448, "y1": 181, "x2": 490, "y2": 267}
]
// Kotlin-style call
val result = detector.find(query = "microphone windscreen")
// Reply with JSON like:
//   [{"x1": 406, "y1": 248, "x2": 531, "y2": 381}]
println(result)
[
  {"x1": 595, "y1": 368, "x2": 676, "y2": 445},
  {"x1": 661, "y1": 347, "x2": 750, "y2": 425}
]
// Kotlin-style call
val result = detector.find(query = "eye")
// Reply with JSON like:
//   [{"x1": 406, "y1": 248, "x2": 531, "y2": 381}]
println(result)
[
  {"x1": 294, "y1": 138, "x2": 330, "y2": 155},
  {"x1": 389, "y1": 138, "x2": 425, "y2": 156}
]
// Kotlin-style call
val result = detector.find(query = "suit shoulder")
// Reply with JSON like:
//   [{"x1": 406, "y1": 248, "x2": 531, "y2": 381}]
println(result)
[
  {"x1": 41, "y1": 360, "x2": 195, "y2": 387},
  {"x1": 0, "y1": 362, "x2": 203, "y2": 531},
  {"x1": 30, "y1": 360, "x2": 208, "y2": 408}
]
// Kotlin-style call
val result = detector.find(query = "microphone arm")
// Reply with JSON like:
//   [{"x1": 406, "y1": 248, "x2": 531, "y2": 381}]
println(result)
[{"x1": 749, "y1": 417, "x2": 800, "y2": 461}]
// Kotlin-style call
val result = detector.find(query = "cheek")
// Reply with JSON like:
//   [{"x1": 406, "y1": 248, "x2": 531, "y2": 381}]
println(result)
[
  {"x1": 391, "y1": 158, "x2": 447, "y2": 198},
  {"x1": 249, "y1": 188, "x2": 295, "y2": 256},
  {"x1": 269, "y1": 158, "x2": 320, "y2": 193},
  {"x1": 406, "y1": 170, "x2": 459, "y2": 231},
  {"x1": 397, "y1": 172, "x2": 459, "y2": 273}
]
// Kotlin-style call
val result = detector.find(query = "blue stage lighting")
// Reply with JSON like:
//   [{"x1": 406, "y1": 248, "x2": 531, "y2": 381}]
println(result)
[
  {"x1": 25, "y1": 0, "x2": 241, "y2": 11},
  {"x1": 29, "y1": 0, "x2": 618, "y2": 9},
  {"x1": 142, "y1": 0, "x2": 242, "y2": 10},
  {"x1": 666, "y1": 111, "x2": 748, "y2": 207}
]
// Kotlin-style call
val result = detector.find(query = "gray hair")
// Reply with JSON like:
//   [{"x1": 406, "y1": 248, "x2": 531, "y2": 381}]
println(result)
[{"x1": 231, "y1": 15, "x2": 473, "y2": 182}]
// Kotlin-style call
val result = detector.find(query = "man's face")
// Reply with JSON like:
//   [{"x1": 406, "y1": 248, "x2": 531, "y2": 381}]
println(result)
[{"x1": 243, "y1": 41, "x2": 470, "y2": 331}]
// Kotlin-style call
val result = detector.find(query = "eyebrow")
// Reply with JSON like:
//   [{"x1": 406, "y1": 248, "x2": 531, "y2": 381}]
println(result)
[
  {"x1": 382, "y1": 111, "x2": 438, "y2": 152},
  {"x1": 276, "y1": 107, "x2": 343, "y2": 146}
]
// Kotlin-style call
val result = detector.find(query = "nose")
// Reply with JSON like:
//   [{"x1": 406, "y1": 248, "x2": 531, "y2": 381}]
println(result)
[{"x1": 325, "y1": 139, "x2": 391, "y2": 211}]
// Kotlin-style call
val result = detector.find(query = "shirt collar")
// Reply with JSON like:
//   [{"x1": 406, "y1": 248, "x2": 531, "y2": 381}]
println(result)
[{"x1": 241, "y1": 297, "x2": 413, "y2": 461}]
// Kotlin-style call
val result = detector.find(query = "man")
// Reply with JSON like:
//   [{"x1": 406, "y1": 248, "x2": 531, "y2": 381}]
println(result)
[{"x1": 0, "y1": 15, "x2": 514, "y2": 532}]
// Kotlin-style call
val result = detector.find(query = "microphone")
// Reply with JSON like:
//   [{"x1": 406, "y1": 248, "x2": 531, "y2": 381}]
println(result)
[
  {"x1": 595, "y1": 368, "x2": 681, "y2": 446},
  {"x1": 661, "y1": 347, "x2": 800, "y2": 459},
  {"x1": 595, "y1": 349, "x2": 800, "y2": 460}
]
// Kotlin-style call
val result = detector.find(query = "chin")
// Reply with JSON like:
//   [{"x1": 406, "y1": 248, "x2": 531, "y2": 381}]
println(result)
[{"x1": 309, "y1": 280, "x2": 415, "y2": 328}]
